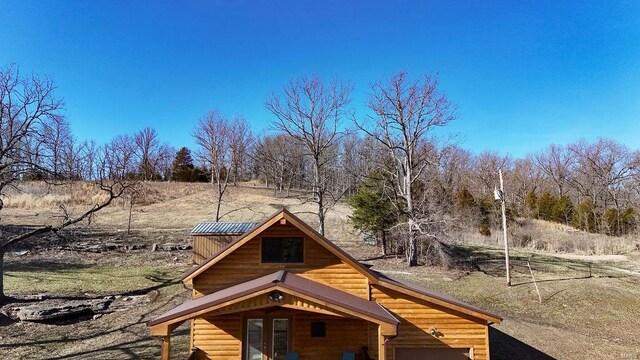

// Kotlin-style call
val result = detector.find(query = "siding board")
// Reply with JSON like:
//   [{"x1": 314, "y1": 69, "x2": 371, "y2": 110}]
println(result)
[
  {"x1": 193, "y1": 224, "x2": 370, "y2": 299},
  {"x1": 372, "y1": 286, "x2": 488, "y2": 360}
]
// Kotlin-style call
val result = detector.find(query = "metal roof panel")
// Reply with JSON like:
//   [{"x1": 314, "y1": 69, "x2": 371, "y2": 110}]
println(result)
[{"x1": 191, "y1": 222, "x2": 257, "y2": 235}]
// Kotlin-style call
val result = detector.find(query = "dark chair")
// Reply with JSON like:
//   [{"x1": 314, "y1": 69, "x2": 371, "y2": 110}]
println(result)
[
  {"x1": 286, "y1": 352, "x2": 299, "y2": 360},
  {"x1": 342, "y1": 352, "x2": 355, "y2": 360}
]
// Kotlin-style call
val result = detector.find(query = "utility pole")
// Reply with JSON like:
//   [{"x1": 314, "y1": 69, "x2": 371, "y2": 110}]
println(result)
[{"x1": 495, "y1": 170, "x2": 511, "y2": 286}]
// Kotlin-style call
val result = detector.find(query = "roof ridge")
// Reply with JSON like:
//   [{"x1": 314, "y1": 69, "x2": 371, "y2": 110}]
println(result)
[{"x1": 274, "y1": 270, "x2": 287, "y2": 283}]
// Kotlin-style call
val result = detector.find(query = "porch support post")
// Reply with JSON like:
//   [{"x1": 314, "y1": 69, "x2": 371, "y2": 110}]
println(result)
[
  {"x1": 378, "y1": 325, "x2": 386, "y2": 360},
  {"x1": 161, "y1": 335, "x2": 171, "y2": 360}
]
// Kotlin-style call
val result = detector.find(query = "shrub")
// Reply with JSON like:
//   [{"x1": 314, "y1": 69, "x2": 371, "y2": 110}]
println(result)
[{"x1": 479, "y1": 223, "x2": 491, "y2": 236}]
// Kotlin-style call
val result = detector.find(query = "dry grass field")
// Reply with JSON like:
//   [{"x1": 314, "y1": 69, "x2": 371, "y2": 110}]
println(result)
[{"x1": 1, "y1": 182, "x2": 639, "y2": 359}]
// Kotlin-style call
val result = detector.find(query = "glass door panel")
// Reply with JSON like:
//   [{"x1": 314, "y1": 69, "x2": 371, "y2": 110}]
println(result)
[
  {"x1": 272, "y1": 318, "x2": 289, "y2": 360},
  {"x1": 247, "y1": 319, "x2": 264, "y2": 360}
]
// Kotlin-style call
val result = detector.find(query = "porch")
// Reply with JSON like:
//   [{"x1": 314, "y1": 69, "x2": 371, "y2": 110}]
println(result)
[
  {"x1": 148, "y1": 271, "x2": 398, "y2": 360},
  {"x1": 190, "y1": 308, "x2": 382, "y2": 360}
]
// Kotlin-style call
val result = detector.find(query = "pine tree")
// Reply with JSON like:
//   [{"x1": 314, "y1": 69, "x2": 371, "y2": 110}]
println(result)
[
  {"x1": 348, "y1": 178, "x2": 398, "y2": 255},
  {"x1": 552, "y1": 196, "x2": 574, "y2": 224},
  {"x1": 537, "y1": 192, "x2": 557, "y2": 221},
  {"x1": 524, "y1": 190, "x2": 538, "y2": 218},
  {"x1": 172, "y1": 147, "x2": 195, "y2": 182}
]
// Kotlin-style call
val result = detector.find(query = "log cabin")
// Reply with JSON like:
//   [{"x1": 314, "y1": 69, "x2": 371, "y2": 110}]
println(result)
[{"x1": 148, "y1": 209, "x2": 501, "y2": 360}]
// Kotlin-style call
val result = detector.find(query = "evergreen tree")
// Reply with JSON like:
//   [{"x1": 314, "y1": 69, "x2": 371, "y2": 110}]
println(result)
[
  {"x1": 454, "y1": 188, "x2": 476, "y2": 210},
  {"x1": 348, "y1": 177, "x2": 398, "y2": 255},
  {"x1": 172, "y1": 147, "x2": 195, "y2": 182},
  {"x1": 552, "y1": 195, "x2": 574, "y2": 224},
  {"x1": 537, "y1": 192, "x2": 557, "y2": 221},
  {"x1": 572, "y1": 199, "x2": 597, "y2": 232},
  {"x1": 524, "y1": 190, "x2": 538, "y2": 218}
]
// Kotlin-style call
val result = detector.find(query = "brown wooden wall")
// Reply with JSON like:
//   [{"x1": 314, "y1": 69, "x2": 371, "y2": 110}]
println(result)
[
  {"x1": 293, "y1": 314, "x2": 369, "y2": 360},
  {"x1": 193, "y1": 314, "x2": 241, "y2": 360},
  {"x1": 192, "y1": 223, "x2": 370, "y2": 299},
  {"x1": 192, "y1": 235, "x2": 237, "y2": 264},
  {"x1": 371, "y1": 285, "x2": 489, "y2": 360},
  {"x1": 192, "y1": 311, "x2": 370, "y2": 360}
]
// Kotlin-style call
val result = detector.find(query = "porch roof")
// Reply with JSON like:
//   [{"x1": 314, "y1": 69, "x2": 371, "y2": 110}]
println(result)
[{"x1": 148, "y1": 270, "x2": 399, "y2": 328}]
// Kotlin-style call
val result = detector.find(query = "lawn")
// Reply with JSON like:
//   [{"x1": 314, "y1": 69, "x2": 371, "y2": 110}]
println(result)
[
  {"x1": 4, "y1": 264, "x2": 185, "y2": 295},
  {"x1": 369, "y1": 246, "x2": 640, "y2": 359},
  {"x1": 0, "y1": 261, "x2": 191, "y2": 360}
]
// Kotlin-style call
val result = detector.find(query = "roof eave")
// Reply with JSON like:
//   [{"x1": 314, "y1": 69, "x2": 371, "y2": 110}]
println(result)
[{"x1": 374, "y1": 278, "x2": 502, "y2": 324}]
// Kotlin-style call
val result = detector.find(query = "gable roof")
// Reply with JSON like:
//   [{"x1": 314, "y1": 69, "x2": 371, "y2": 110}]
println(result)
[
  {"x1": 150, "y1": 270, "x2": 399, "y2": 329},
  {"x1": 181, "y1": 208, "x2": 501, "y2": 324},
  {"x1": 181, "y1": 208, "x2": 378, "y2": 283},
  {"x1": 191, "y1": 222, "x2": 258, "y2": 235}
]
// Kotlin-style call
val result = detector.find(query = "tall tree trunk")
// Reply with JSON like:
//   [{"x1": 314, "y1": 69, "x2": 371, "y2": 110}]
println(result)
[
  {"x1": 405, "y1": 157, "x2": 418, "y2": 266},
  {"x1": 215, "y1": 183, "x2": 223, "y2": 222},
  {"x1": 314, "y1": 159, "x2": 325, "y2": 236},
  {"x1": 406, "y1": 221, "x2": 418, "y2": 266},
  {"x1": 381, "y1": 230, "x2": 387, "y2": 256},
  {"x1": 127, "y1": 197, "x2": 134, "y2": 235}
]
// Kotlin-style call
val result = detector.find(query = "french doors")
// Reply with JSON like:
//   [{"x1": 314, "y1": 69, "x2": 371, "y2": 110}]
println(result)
[{"x1": 245, "y1": 317, "x2": 290, "y2": 360}]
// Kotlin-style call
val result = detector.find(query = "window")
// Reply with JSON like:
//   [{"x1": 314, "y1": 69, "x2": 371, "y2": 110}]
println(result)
[
  {"x1": 310, "y1": 321, "x2": 326, "y2": 337},
  {"x1": 261, "y1": 237, "x2": 304, "y2": 263}
]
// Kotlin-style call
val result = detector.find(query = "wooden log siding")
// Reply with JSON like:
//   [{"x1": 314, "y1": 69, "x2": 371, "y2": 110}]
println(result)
[
  {"x1": 293, "y1": 314, "x2": 369, "y2": 360},
  {"x1": 192, "y1": 224, "x2": 370, "y2": 299},
  {"x1": 192, "y1": 235, "x2": 237, "y2": 264},
  {"x1": 192, "y1": 311, "x2": 371, "y2": 360},
  {"x1": 371, "y1": 286, "x2": 489, "y2": 360},
  {"x1": 193, "y1": 314, "x2": 241, "y2": 360}
]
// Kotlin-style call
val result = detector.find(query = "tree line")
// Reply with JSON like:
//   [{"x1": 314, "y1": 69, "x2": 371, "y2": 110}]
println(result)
[{"x1": 3, "y1": 63, "x2": 639, "y2": 271}]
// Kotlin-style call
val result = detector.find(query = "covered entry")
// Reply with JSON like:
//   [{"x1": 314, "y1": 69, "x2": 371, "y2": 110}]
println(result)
[{"x1": 149, "y1": 270, "x2": 399, "y2": 360}]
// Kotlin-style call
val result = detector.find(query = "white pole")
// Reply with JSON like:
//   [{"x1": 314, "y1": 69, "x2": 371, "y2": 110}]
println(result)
[
  {"x1": 499, "y1": 170, "x2": 511, "y2": 286},
  {"x1": 527, "y1": 260, "x2": 542, "y2": 303}
]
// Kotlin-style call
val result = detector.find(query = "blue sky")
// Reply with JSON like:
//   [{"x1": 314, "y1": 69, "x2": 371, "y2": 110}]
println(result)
[{"x1": 1, "y1": 0, "x2": 639, "y2": 157}]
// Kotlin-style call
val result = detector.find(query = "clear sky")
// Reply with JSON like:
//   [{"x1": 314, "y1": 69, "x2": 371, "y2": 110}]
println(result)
[{"x1": 1, "y1": 0, "x2": 639, "y2": 157}]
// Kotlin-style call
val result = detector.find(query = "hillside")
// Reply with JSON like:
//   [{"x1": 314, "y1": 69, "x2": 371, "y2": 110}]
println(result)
[{"x1": 1, "y1": 182, "x2": 639, "y2": 359}]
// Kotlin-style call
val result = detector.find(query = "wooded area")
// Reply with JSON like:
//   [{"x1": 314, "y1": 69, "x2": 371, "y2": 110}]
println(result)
[{"x1": 2, "y1": 64, "x2": 639, "y2": 271}]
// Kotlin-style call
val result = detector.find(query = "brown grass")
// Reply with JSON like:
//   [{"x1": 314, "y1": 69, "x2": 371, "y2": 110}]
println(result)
[
  {"x1": 454, "y1": 218, "x2": 639, "y2": 256},
  {"x1": 2, "y1": 181, "x2": 358, "y2": 243}
]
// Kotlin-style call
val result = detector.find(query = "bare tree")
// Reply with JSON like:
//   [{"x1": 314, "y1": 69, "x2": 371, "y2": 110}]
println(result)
[
  {"x1": 103, "y1": 134, "x2": 137, "y2": 180},
  {"x1": 0, "y1": 65, "x2": 137, "y2": 303},
  {"x1": 254, "y1": 133, "x2": 305, "y2": 195},
  {"x1": 134, "y1": 127, "x2": 161, "y2": 180},
  {"x1": 472, "y1": 151, "x2": 512, "y2": 198},
  {"x1": 533, "y1": 144, "x2": 574, "y2": 197},
  {"x1": 265, "y1": 75, "x2": 352, "y2": 235},
  {"x1": 508, "y1": 157, "x2": 543, "y2": 216},
  {"x1": 193, "y1": 110, "x2": 233, "y2": 221},
  {"x1": 228, "y1": 115, "x2": 254, "y2": 186},
  {"x1": 0, "y1": 64, "x2": 63, "y2": 212},
  {"x1": 356, "y1": 71, "x2": 456, "y2": 266},
  {"x1": 156, "y1": 144, "x2": 176, "y2": 181},
  {"x1": 0, "y1": 65, "x2": 62, "y2": 301},
  {"x1": 569, "y1": 139, "x2": 637, "y2": 232}
]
